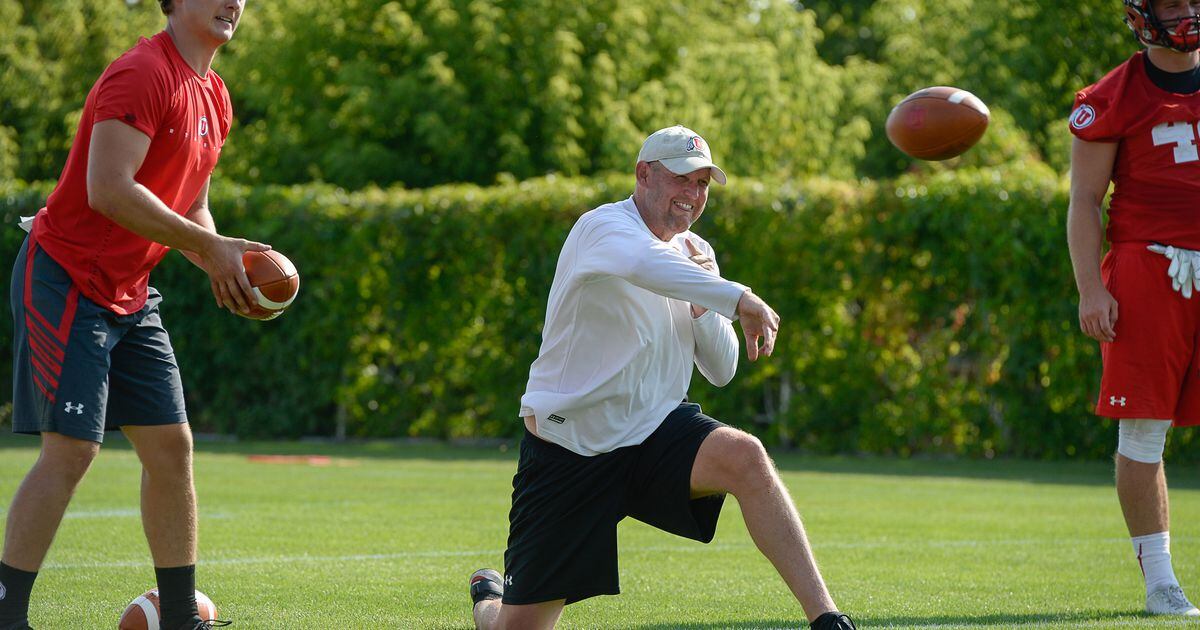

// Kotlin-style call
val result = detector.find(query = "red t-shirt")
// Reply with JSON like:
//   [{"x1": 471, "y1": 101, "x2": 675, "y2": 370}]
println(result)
[
  {"x1": 1070, "y1": 51, "x2": 1200, "y2": 249},
  {"x1": 33, "y1": 31, "x2": 232, "y2": 315}
]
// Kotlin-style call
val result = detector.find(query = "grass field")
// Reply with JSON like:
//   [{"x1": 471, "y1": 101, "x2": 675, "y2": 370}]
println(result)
[{"x1": 1, "y1": 432, "x2": 1198, "y2": 629}]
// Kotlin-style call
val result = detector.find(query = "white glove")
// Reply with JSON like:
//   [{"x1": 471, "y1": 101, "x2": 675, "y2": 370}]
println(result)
[
  {"x1": 1148, "y1": 243, "x2": 1200, "y2": 299},
  {"x1": 17, "y1": 215, "x2": 34, "y2": 233}
]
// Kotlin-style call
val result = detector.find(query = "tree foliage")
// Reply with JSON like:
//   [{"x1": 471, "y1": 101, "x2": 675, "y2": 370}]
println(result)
[
  {"x1": 0, "y1": 0, "x2": 161, "y2": 182},
  {"x1": 815, "y1": 0, "x2": 1130, "y2": 174},
  {"x1": 1, "y1": 0, "x2": 1142, "y2": 187},
  {"x1": 216, "y1": 0, "x2": 860, "y2": 187}
]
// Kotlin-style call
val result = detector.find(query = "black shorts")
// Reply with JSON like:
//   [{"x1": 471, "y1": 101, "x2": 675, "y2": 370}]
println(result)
[
  {"x1": 502, "y1": 402, "x2": 727, "y2": 605},
  {"x1": 9, "y1": 235, "x2": 187, "y2": 443}
]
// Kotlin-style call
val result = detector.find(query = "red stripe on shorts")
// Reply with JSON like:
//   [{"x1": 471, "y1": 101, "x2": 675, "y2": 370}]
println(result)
[
  {"x1": 20, "y1": 235, "x2": 77, "y2": 405},
  {"x1": 25, "y1": 315, "x2": 65, "y2": 364},
  {"x1": 22, "y1": 239, "x2": 79, "y2": 345},
  {"x1": 31, "y1": 369, "x2": 55, "y2": 402},
  {"x1": 27, "y1": 343, "x2": 59, "y2": 390}
]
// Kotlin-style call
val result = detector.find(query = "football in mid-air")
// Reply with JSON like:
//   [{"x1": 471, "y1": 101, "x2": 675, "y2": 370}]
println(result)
[
  {"x1": 118, "y1": 589, "x2": 218, "y2": 630},
  {"x1": 241, "y1": 249, "x2": 300, "y2": 321},
  {"x1": 885, "y1": 86, "x2": 990, "y2": 160}
]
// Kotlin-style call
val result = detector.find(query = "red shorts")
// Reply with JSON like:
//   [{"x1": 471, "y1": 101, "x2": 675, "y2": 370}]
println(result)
[{"x1": 1098, "y1": 242, "x2": 1200, "y2": 425}]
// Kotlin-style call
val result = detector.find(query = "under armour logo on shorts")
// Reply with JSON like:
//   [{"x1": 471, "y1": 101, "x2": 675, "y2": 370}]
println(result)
[
  {"x1": 504, "y1": 574, "x2": 513, "y2": 586},
  {"x1": 64, "y1": 401, "x2": 84, "y2": 414},
  {"x1": 0, "y1": 579, "x2": 6, "y2": 601},
  {"x1": 1110, "y1": 396, "x2": 1127, "y2": 407}
]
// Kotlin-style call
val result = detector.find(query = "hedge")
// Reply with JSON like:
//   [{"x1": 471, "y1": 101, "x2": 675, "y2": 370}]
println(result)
[{"x1": 2, "y1": 165, "x2": 1190, "y2": 460}]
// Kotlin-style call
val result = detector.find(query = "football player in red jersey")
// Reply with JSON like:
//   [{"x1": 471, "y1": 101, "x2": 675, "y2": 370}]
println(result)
[
  {"x1": 0, "y1": 1, "x2": 262, "y2": 629},
  {"x1": 1067, "y1": 0, "x2": 1200, "y2": 617}
]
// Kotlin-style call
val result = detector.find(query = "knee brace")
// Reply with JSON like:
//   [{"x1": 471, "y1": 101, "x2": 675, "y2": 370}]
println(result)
[{"x1": 1117, "y1": 419, "x2": 1170, "y2": 464}]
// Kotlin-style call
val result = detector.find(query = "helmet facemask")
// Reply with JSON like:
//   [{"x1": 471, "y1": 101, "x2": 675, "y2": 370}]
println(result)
[{"x1": 1125, "y1": 0, "x2": 1200, "y2": 53}]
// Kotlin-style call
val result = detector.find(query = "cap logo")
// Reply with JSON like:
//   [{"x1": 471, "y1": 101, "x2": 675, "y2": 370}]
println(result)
[{"x1": 686, "y1": 136, "x2": 706, "y2": 153}]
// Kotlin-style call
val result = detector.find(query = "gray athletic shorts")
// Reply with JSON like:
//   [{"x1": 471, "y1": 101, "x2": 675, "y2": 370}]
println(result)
[{"x1": 9, "y1": 235, "x2": 187, "y2": 443}]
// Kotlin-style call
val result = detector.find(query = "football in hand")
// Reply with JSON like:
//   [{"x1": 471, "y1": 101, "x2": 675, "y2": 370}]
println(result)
[
  {"x1": 118, "y1": 589, "x2": 218, "y2": 630},
  {"x1": 885, "y1": 86, "x2": 990, "y2": 160},
  {"x1": 241, "y1": 249, "x2": 299, "y2": 320}
]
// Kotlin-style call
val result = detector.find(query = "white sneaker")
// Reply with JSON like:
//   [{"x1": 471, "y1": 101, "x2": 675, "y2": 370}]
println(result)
[{"x1": 1146, "y1": 584, "x2": 1200, "y2": 616}]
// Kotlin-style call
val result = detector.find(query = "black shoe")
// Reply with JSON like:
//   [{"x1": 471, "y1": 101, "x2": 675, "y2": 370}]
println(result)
[
  {"x1": 810, "y1": 611, "x2": 855, "y2": 630},
  {"x1": 0, "y1": 622, "x2": 32, "y2": 630},
  {"x1": 469, "y1": 568, "x2": 504, "y2": 606}
]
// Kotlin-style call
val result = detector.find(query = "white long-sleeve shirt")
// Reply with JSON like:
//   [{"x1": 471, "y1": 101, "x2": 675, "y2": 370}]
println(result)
[{"x1": 520, "y1": 196, "x2": 746, "y2": 456}]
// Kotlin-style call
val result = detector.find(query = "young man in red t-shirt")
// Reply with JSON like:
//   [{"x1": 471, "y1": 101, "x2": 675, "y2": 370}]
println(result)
[
  {"x1": 0, "y1": 1, "x2": 266, "y2": 628},
  {"x1": 1068, "y1": 0, "x2": 1200, "y2": 617}
]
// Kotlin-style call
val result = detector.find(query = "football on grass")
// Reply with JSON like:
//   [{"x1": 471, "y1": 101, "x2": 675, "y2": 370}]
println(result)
[
  {"x1": 118, "y1": 589, "x2": 218, "y2": 630},
  {"x1": 885, "y1": 86, "x2": 990, "y2": 160},
  {"x1": 241, "y1": 249, "x2": 299, "y2": 321}
]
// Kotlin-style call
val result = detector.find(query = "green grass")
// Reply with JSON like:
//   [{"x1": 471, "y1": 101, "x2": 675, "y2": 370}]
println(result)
[{"x1": 0, "y1": 433, "x2": 1197, "y2": 628}]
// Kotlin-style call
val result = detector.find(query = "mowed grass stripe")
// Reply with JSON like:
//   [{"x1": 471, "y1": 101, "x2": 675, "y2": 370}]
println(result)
[
  {"x1": 0, "y1": 433, "x2": 1196, "y2": 628},
  {"x1": 41, "y1": 537, "x2": 1158, "y2": 570}
]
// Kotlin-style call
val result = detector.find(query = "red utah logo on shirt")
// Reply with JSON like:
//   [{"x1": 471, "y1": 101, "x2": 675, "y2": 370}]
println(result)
[{"x1": 1070, "y1": 104, "x2": 1096, "y2": 130}]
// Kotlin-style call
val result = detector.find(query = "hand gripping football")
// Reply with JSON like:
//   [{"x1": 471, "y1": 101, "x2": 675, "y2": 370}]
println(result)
[{"x1": 241, "y1": 249, "x2": 299, "y2": 320}]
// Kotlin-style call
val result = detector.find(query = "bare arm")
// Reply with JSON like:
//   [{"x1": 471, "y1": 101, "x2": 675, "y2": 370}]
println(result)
[
  {"x1": 1066, "y1": 137, "x2": 1119, "y2": 342},
  {"x1": 88, "y1": 120, "x2": 220, "y2": 253},
  {"x1": 178, "y1": 176, "x2": 215, "y2": 270},
  {"x1": 87, "y1": 120, "x2": 268, "y2": 313},
  {"x1": 178, "y1": 178, "x2": 247, "y2": 312}
]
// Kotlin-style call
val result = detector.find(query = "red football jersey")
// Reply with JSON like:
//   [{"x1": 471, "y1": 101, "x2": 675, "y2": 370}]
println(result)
[
  {"x1": 33, "y1": 31, "x2": 232, "y2": 315},
  {"x1": 1070, "y1": 51, "x2": 1200, "y2": 249}
]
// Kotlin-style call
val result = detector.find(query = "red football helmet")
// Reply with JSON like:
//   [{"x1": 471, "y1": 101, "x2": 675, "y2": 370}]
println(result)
[{"x1": 1125, "y1": 0, "x2": 1200, "y2": 52}]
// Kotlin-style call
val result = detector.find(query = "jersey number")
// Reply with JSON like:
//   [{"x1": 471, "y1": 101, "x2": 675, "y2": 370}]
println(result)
[{"x1": 1152, "y1": 121, "x2": 1200, "y2": 163}]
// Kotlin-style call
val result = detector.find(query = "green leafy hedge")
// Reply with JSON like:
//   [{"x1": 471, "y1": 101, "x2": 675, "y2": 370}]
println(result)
[{"x1": 2, "y1": 167, "x2": 1190, "y2": 460}]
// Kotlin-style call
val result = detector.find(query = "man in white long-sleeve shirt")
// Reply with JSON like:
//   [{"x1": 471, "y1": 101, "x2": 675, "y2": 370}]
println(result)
[{"x1": 468, "y1": 126, "x2": 855, "y2": 630}]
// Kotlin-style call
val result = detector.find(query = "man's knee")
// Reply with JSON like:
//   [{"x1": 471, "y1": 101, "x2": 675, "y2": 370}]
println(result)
[
  {"x1": 704, "y1": 428, "x2": 775, "y2": 494},
  {"x1": 125, "y1": 424, "x2": 194, "y2": 477},
  {"x1": 1117, "y1": 418, "x2": 1170, "y2": 464},
  {"x1": 38, "y1": 432, "x2": 101, "y2": 483}
]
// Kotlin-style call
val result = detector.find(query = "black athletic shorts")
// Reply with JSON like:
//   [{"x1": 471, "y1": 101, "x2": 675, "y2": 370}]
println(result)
[
  {"x1": 10, "y1": 235, "x2": 187, "y2": 443},
  {"x1": 502, "y1": 402, "x2": 727, "y2": 605}
]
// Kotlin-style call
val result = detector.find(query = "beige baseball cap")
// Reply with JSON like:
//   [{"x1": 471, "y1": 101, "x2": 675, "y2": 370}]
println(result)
[{"x1": 637, "y1": 125, "x2": 728, "y2": 185}]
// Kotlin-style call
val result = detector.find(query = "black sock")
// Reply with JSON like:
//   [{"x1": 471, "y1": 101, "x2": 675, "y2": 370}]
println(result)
[
  {"x1": 155, "y1": 565, "x2": 199, "y2": 629},
  {"x1": 0, "y1": 562, "x2": 38, "y2": 627}
]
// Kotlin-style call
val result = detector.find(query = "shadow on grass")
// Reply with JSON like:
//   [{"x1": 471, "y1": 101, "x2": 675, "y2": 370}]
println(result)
[{"x1": 631, "y1": 609, "x2": 1152, "y2": 628}]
